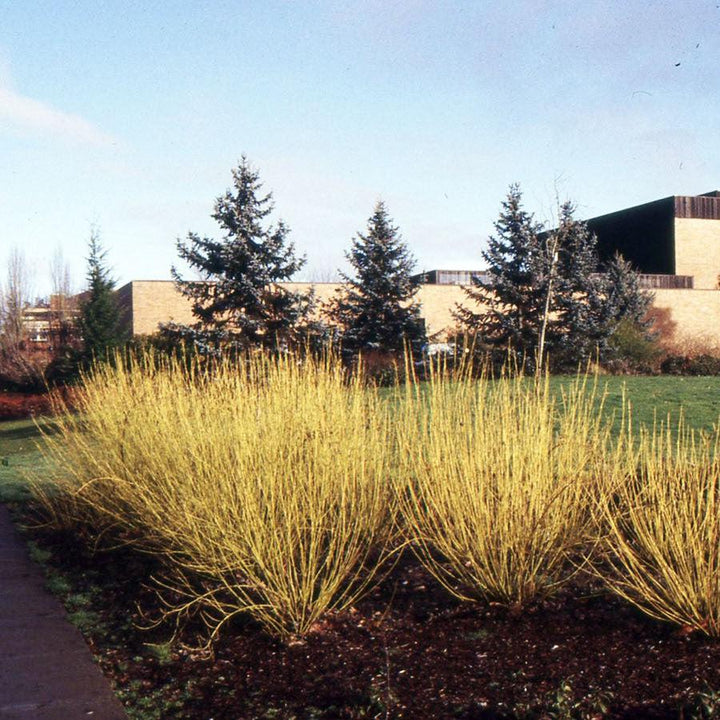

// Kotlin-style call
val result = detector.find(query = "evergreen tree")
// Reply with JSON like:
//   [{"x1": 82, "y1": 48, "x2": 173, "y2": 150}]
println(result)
[
  {"x1": 78, "y1": 228, "x2": 122, "y2": 364},
  {"x1": 454, "y1": 184, "x2": 549, "y2": 363},
  {"x1": 326, "y1": 201, "x2": 426, "y2": 354},
  {"x1": 554, "y1": 206, "x2": 654, "y2": 365},
  {"x1": 170, "y1": 157, "x2": 310, "y2": 350},
  {"x1": 456, "y1": 187, "x2": 653, "y2": 368},
  {"x1": 602, "y1": 252, "x2": 653, "y2": 325},
  {"x1": 552, "y1": 201, "x2": 610, "y2": 362}
]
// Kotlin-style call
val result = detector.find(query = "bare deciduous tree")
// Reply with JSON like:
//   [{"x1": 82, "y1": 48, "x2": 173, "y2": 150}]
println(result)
[
  {"x1": 50, "y1": 247, "x2": 74, "y2": 319},
  {"x1": 0, "y1": 247, "x2": 42, "y2": 389},
  {"x1": 47, "y1": 246, "x2": 81, "y2": 359},
  {"x1": 0, "y1": 246, "x2": 33, "y2": 345}
]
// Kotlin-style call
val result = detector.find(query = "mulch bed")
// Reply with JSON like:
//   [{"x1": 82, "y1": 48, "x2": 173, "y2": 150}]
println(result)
[{"x1": 16, "y1": 518, "x2": 720, "y2": 720}]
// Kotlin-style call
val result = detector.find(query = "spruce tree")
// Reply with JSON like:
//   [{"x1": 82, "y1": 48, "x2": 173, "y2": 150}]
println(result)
[
  {"x1": 78, "y1": 229, "x2": 122, "y2": 365},
  {"x1": 554, "y1": 206, "x2": 653, "y2": 365},
  {"x1": 602, "y1": 252, "x2": 653, "y2": 325},
  {"x1": 455, "y1": 184, "x2": 549, "y2": 363},
  {"x1": 327, "y1": 201, "x2": 426, "y2": 355},
  {"x1": 552, "y1": 201, "x2": 610, "y2": 362},
  {"x1": 170, "y1": 157, "x2": 310, "y2": 350},
  {"x1": 457, "y1": 187, "x2": 652, "y2": 368}
]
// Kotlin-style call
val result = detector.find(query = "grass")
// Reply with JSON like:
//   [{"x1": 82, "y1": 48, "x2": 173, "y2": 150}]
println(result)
[
  {"x1": 396, "y1": 367, "x2": 615, "y2": 606},
  {"x1": 552, "y1": 375, "x2": 720, "y2": 436},
  {"x1": 0, "y1": 418, "x2": 56, "y2": 503},
  {"x1": 2, "y1": 375, "x2": 719, "y2": 507},
  {"x1": 5, "y1": 366, "x2": 720, "y2": 716},
  {"x1": 595, "y1": 421, "x2": 720, "y2": 635},
  {"x1": 5, "y1": 368, "x2": 720, "y2": 643}
]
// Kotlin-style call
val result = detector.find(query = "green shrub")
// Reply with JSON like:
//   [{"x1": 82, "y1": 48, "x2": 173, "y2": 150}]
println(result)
[
  {"x1": 660, "y1": 353, "x2": 720, "y2": 376},
  {"x1": 604, "y1": 318, "x2": 662, "y2": 374}
]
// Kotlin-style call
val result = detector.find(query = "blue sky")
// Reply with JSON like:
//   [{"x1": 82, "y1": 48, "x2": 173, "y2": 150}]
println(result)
[{"x1": 1, "y1": 0, "x2": 719, "y2": 295}]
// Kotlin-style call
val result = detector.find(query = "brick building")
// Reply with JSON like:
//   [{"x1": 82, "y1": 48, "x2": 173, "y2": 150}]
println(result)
[
  {"x1": 114, "y1": 192, "x2": 720, "y2": 349},
  {"x1": 586, "y1": 191, "x2": 720, "y2": 290}
]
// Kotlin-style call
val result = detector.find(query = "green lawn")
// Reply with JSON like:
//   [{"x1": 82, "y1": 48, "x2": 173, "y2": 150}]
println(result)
[
  {"x1": 1, "y1": 375, "x2": 719, "y2": 505},
  {"x1": 551, "y1": 375, "x2": 720, "y2": 436},
  {"x1": 0, "y1": 418, "x2": 56, "y2": 503}
]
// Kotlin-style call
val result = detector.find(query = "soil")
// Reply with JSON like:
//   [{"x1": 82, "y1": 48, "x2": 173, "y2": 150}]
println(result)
[{"x1": 16, "y1": 515, "x2": 720, "y2": 720}]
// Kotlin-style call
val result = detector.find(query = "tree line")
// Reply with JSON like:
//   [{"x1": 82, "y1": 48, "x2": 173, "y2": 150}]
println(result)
[
  {"x1": 162, "y1": 156, "x2": 426, "y2": 363},
  {"x1": 0, "y1": 156, "x2": 652, "y2": 389},
  {"x1": 163, "y1": 157, "x2": 650, "y2": 373},
  {"x1": 455, "y1": 185, "x2": 652, "y2": 372}
]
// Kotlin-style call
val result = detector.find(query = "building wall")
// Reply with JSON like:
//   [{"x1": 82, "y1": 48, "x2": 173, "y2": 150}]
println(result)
[
  {"x1": 673, "y1": 218, "x2": 720, "y2": 290},
  {"x1": 114, "y1": 282, "x2": 134, "y2": 338},
  {"x1": 417, "y1": 283, "x2": 481, "y2": 338},
  {"x1": 653, "y1": 288, "x2": 720, "y2": 349},
  {"x1": 119, "y1": 280, "x2": 720, "y2": 350},
  {"x1": 285, "y1": 283, "x2": 482, "y2": 339},
  {"x1": 286, "y1": 282, "x2": 341, "y2": 308},
  {"x1": 122, "y1": 281, "x2": 196, "y2": 336},
  {"x1": 120, "y1": 280, "x2": 484, "y2": 340}
]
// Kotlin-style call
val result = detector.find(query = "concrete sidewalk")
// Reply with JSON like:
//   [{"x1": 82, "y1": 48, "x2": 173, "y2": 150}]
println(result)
[{"x1": 0, "y1": 504, "x2": 127, "y2": 719}]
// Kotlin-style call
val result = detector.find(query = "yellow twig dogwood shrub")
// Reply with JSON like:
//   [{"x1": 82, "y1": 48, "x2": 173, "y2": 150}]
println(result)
[
  {"x1": 33, "y1": 350, "x2": 397, "y2": 640},
  {"x1": 395, "y1": 360, "x2": 613, "y2": 606},
  {"x1": 595, "y1": 419, "x2": 720, "y2": 636}
]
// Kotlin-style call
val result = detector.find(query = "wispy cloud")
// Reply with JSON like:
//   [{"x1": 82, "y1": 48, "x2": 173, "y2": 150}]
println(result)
[{"x1": 0, "y1": 79, "x2": 115, "y2": 146}]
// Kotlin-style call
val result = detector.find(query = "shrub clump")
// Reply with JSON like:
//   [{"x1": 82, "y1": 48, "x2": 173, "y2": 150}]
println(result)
[
  {"x1": 395, "y1": 362, "x2": 614, "y2": 606},
  {"x1": 34, "y1": 351, "x2": 397, "y2": 640},
  {"x1": 660, "y1": 353, "x2": 720, "y2": 376},
  {"x1": 594, "y1": 420, "x2": 720, "y2": 636}
]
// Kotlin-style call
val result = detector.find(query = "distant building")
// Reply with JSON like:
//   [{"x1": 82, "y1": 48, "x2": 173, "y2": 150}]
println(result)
[
  {"x1": 22, "y1": 306, "x2": 54, "y2": 344},
  {"x1": 413, "y1": 269, "x2": 490, "y2": 286},
  {"x1": 20, "y1": 295, "x2": 80, "y2": 346},
  {"x1": 586, "y1": 191, "x2": 720, "y2": 290},
  {"x1": 112, "y1": 192, "x2": 720, "y2": 349}
]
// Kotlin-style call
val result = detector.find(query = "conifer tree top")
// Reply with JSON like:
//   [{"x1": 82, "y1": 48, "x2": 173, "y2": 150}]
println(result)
[
  {"x1": 455, "y1": 184, "x2": 652, "y2": 369},
  {"x1": 327, "y1": 201, "x2": 425, "y2": 353},
  {"x1": 79, "y1": 228, "x2": 122, "y2": 363},
  {"x1": 170, "y1": 157, "x2": 309, "y2": 348}
]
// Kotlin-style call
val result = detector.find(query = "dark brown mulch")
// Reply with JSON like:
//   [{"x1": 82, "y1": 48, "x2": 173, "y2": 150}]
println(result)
[{"x1": 18, "y1": 519, "x2": 720, "y2": 720}]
